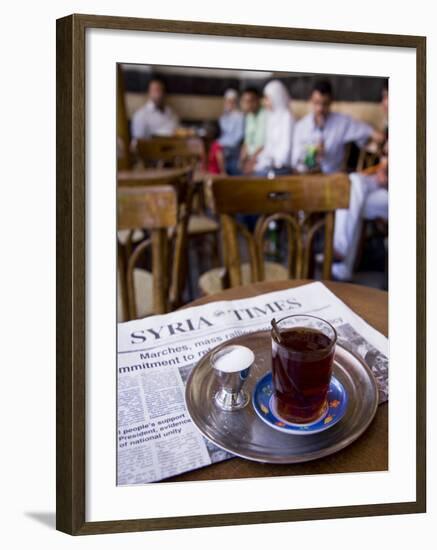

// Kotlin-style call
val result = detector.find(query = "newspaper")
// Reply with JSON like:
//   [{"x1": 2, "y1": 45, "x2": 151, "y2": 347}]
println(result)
[{"x1": 117, "y1": 282, "x2": 388, "y2": 485}]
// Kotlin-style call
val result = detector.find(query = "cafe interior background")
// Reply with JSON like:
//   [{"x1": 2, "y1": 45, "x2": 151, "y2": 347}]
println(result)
[{"x1": 116, "y1": 64, "x2": 388, "y2": 322}]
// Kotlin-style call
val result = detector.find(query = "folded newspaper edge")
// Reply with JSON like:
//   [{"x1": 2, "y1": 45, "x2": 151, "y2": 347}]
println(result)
[{"x1": 117, "y1": 281, "x2": 388, "y2": 485}]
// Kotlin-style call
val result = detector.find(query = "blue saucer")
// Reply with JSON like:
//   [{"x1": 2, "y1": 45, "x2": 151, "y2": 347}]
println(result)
[{"x1": 252, "y1": 372, "x2": 348, "y2": 435}]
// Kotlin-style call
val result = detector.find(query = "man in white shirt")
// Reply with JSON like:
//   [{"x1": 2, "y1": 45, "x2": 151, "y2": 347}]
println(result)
[
  {"x1": 333, "y1": 158, "x2": 388, "y2": 280},
  {"x1": 291, "y1": 80, "x2": 384, "y2": 173},
  {"x1": 131, "y1": 77, "x2": 179, "y2": 140}
]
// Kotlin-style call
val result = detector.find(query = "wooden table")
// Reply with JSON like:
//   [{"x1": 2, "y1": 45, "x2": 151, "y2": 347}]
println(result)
[
  {"x1": 118, "y1": 167, "x2": 214, "y2": 185},
  {"x1": 117, "y1": 167, "x2": 190, "y2": 185},
  {"x1": 117, "y1": 167, "x2": 212, "y2": 205},
  {"x1": 168, "y1": 279, "x2": 388, "y2": 482}
]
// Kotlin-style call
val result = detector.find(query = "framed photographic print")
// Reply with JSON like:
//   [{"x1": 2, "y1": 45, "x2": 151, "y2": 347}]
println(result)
[{"x1": 56, "y1": 13, "x2": 426, "y2": 535}]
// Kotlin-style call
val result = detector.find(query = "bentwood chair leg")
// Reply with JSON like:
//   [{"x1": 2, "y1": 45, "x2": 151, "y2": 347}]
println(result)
[{"x1": 211, "y1": 232, "x2": 221, "y2": 269}]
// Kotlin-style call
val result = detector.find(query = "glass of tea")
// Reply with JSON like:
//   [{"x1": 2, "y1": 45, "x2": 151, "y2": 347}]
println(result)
[{"x1": 271, "y1": 314, "x2": 337, "y2": 424}]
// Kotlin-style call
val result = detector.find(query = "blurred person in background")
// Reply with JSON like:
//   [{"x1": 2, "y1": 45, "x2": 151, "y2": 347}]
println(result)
[
  {"x1": 373, "y1": 81, "x2": 389, "y2": 159},
  {"x1": 333, "y1": 159, "x2": 388, "y2": 280},
  {"x1": 292, "y1": 80, "x2": 385, "y2": 173},
  {"x1": 204, "y1": 121, "x2": 227, "y2": 175},
  {"x1": 362, "y1": 81, "x2": 389, "y2": 219},
  {"x1": 253, "y1": 80, "x2": 295, "y2": 176},
  {"x1": 218, "y1": 89, "x2": 245, "y2": 175},
  {"x1": 332, "y1": 83, "x2": 389, "y2": 281},
  {"x1": 381, "y1": 81, "x2": 388, "y2": 138},
  {"x1": 239, "y1": 87, "x2": 266, "y2": 174},
  {"x1": 131, "y1": 77, "x2": 179, "y2": 140}
]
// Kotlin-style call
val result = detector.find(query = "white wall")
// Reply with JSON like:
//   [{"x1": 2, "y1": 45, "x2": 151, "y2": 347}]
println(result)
[{"x1": 1, "y1": 1, "x2": 434, "y2": 548}]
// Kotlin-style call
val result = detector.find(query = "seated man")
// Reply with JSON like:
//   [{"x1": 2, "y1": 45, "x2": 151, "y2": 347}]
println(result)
[
  {"x1": 291, "y1": 80, "x2": 384, "y2": 173},
  {"x1": 239, "y1": 87, "x2": 266, "y2": 174},
  {"x1": 131, "y1": 77, "x2": 179, "y2": 140},
  {"x1": 333, "y1": 157, "x2": 388, "y2": 280},
  {"x1": 218, "y1": 89, "x2": 245, "y2": 175},
  {"x1": 332, "y1": 83, "x2": 389, "y2": 281}
]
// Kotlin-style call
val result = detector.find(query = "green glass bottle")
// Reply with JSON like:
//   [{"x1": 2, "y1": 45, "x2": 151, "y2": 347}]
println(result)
[{"x1": 304, "y1": 144, "x2": 318, "y2": 170}]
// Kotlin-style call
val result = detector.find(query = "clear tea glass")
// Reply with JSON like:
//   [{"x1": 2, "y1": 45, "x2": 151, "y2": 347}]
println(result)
[{"x1": 271, "y1": 314, "x2": 337, "y2": 424}]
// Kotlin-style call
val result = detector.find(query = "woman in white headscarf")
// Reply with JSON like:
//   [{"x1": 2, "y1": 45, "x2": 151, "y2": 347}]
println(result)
[{"x1": 254, "y1": 80, "x2": 295, "y2": 175}]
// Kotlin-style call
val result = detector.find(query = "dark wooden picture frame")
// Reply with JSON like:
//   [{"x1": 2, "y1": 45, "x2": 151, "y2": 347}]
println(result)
[{"x1": 56, "y1": 13, "x2": 426, "y2": 535}]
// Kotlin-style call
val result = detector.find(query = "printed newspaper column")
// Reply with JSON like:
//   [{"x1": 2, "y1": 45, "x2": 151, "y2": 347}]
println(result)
[{"x1": 117, "y1": 349, "x2": 211, "y2": 484}]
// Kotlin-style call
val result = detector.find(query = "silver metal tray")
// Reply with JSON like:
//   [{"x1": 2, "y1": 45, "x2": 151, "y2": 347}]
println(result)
[{"x1": 185, "y1": 331, "x2": 379, "y2": 463}]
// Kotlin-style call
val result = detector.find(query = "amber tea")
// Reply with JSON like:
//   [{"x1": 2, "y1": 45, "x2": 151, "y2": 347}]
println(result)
[{"x1": 271, "y1": 316, "x2": 336, "y2": 424}]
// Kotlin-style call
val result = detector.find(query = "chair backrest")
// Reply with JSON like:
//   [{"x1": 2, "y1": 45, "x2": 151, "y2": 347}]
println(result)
[
  {"x1": 208, "y1": 173, "x2": 350, "y2": 286},
  {"x1": 135, "y1": 136, "x2": 205, "y2": 169},
  {"x1": 117, "y1": 185, "x2": 178, "y2": 320}
]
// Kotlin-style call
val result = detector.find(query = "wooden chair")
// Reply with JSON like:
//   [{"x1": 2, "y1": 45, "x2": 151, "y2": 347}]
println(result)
[
  {"x1": 117, "y1": 169, "x2": 193, "y2": 298},
  {"x1": 199, "y1": 173, "x2": 350, "y2": 295},
  {"x1": 117, "y1": 185, "x2": 187, "y2": 321}
]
